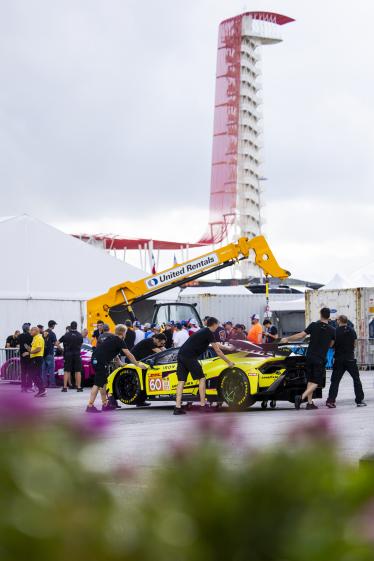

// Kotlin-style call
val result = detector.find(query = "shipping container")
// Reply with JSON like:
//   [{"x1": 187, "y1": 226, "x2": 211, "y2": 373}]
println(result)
[
  {"x1": 305, "y1": 288, "x2": 374, "y2": 367},
  {"x1": 178, "y1": 291, "x2": 305, "y2": 333}
]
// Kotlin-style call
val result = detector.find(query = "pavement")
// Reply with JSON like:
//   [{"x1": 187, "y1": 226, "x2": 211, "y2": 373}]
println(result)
[{"x1": 1, "y1": 371, "x2": 373, "y2": 476}]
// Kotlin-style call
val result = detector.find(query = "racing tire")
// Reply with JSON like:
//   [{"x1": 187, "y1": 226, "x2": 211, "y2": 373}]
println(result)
[
  {"x1": 114, "y1": 368, "x2": 147, "y2": 406},
  {"x1": 218, "y1": 368, "x2": 255, "y2": 411}
]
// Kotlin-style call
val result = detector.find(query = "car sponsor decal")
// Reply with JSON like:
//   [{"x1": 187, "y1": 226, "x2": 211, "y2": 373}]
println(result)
[{"x1": 148, "y1": 376, "x2": 163, "y2": 392}]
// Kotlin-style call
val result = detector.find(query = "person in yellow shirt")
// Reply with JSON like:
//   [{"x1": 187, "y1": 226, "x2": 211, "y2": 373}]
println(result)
[
  {"x1": 25, "y1": 326, "x2": 47, "y2": 397},
  {"x1": 247, "y1": 314, "x2": 263, "y2": 345}
]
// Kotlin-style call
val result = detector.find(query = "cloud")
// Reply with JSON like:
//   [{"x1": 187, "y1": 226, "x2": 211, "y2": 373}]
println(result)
[{"x1": 0, "y1": 0, "x2": 372, "y2": 283}]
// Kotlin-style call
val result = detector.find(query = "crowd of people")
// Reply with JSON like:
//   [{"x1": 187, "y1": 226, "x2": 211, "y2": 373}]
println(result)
[{"x1": 3, "y1": 307, "x2": 366, "y2": 412}]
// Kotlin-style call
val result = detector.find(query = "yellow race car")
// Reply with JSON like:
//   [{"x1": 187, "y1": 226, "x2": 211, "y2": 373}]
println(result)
[{"x1": 107, "y1": 341, "x2": 323, "y2": 410}]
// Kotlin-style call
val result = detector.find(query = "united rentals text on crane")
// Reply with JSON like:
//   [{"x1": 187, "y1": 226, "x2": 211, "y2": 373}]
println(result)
[{"x1": 146, "y1": 254, "x2": 219, "y2": 289}]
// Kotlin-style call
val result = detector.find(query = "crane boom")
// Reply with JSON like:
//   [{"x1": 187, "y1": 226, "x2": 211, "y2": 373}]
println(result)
[{"x1": 87, "y1": 235, "x2": 290, "y2": 333}]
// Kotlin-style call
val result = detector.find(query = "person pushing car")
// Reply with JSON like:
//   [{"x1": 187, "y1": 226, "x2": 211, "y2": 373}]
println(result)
[
  {"x1": 326, "y1": 315, "x2": 366, "y2": 408},
  {"x1": 174, "y1": 317, "x2": 235, "y2": 415},
  {"x1": 281, "y1": 307, "x2": 335, "y2": 410}
]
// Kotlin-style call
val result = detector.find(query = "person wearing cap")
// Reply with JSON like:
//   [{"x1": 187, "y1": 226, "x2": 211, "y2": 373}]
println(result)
[
  {"x1": 58, "y1": 321, "x2": 84, "y2": 392},
  {"x1": 247, "y1": 315, "x2": 263, "y2": 345},
  {"x1": 281, "y1": 307, "x2": 335, "y2": 410},
  {"x1": 173, "y1": 323, "x2": 190, "y2": 348},
  {"x1": 133, "y1": 321, "x2": 145, "y2": 345},
  {"x1": 124, "y1": 319, "x2": 136, "y2": 348},
  {"x1": 188, "y1": 319, "x2": 199, "y2": 336},
  {"x1": 42, "y1": 320, "x2": 58, "y2": 388},
  {"x1": 143, "y1": 323, "x2": 153, "y2": 339},
  {"x1": 18, "y1": 323, "x2": 33, "y2": 392},
  {"x1": 326, "y1": 315, "x2": 366, "y2": 408}
]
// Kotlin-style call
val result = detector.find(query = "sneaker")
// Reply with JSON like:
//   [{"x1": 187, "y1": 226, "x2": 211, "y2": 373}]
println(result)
[
  {"x1": 34, "y1": 390, "x2": 47, "y2": 398},
  {"x1": 136, "y1": 402, "x2": 151, "y2": 407},
  {"x1": 357, "y1": 401, "x2": 367, "y2": 407},
  {"x1": 61, "y1": 388, "x2": 68, "y2": 393},
  {"x1": 326, "y1": 401, "x2": 336, "y2": 409},
  {"x1": 76, "y1": 388, "x2": 84, "y2": 392},
  {"x1": 173, "y1": 407, "x2": 186, "y2": 415},
  {"x1": 85, "y1": 405, "x2": 101, "y2": 413},
  {"x1": 198, "y1": 404, "x2": 211, "y2": 413},
  {"x1": 294, "y1": 395, "x2": 302, "y2": 410},
  {"x1": 102, "y1": 402, "x2": 116, "y2": 412},
  {"x1": 306, "y1": 402, "x2": 318, "y2": 410}
]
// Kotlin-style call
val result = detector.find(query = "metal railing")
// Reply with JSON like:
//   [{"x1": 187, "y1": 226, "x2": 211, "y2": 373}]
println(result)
[{"x1": 0, "y1": 348, "x2": 21, "y2": 382}]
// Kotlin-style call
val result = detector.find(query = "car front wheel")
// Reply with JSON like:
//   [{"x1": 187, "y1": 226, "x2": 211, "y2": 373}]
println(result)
[{"x1": 114, "y1": 368, "x2": 146, "y2": 406}]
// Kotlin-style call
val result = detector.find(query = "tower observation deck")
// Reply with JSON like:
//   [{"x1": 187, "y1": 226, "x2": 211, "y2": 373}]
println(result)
[{"x1": 199, "y1": 12, "x2": 294, "y2": 278}]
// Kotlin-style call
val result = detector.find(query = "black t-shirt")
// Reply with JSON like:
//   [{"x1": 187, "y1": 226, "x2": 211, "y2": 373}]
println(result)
[
  {"x1": 305, "y1": 321, "x2": 335, "y2": 361},
  {"x1": 93, "y1": 334, "x2": 128, "y2": 365},
  {"x1": 124, "y1": 329, "x2": 136, "y2": 349},
  {"x1": 6, "y1": 335, "x2": 18, "y2": 348},
  {"x1": 18, "y1": 332, "x2": 32, "y2": 357},
  {"x1": 131, "y1": 338, "x2": 158, "y2": 360},
  {"x1": 44, "y1": 329, "x2": 57, "y2": 356},
  {"x1": 179, "y1": 327, "x2": 215, "y2": 358},
  {"x1": 264, "y1": 325, "x2": 278, "y2": 344},
  {"x1": 334, "y1": 325, "x2": 357, "y2": 360},
  {"x1": 59, "y1": 330, "x2": 83, "y2": 355}
]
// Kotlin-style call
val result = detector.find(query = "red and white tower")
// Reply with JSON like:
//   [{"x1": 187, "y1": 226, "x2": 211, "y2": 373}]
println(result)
[{"x1": 200, "y1": 12, "x2": 294, "y2": 278}]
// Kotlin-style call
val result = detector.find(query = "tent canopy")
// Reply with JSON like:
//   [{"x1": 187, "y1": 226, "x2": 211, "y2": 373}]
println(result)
[{"x1": 0, "y1": 215, "x2": 146, "y2": 301}]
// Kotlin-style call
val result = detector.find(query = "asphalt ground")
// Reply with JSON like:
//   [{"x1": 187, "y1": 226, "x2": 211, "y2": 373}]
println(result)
[{"x1": 1, "y1": 371, "x2": 373, "y2": 477}]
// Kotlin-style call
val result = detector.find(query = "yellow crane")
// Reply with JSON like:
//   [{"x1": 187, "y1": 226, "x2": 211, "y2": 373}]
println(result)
[{"x1": 87, "y1": 235, "x2": 290, "y2": 335}]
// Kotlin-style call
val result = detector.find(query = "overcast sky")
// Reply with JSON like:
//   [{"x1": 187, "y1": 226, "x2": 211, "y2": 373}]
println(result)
[{"x1": 0, "y1": 0, "x2": 373, "y2": 282}]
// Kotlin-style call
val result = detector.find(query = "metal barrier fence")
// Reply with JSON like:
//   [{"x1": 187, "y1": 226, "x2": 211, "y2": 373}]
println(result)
[
  {"x1": 0, "y1": 348, "x2": 21, "y2": 382},
  {"x1": 356, "y1": 339, "x2": 374, "y2": 370}
]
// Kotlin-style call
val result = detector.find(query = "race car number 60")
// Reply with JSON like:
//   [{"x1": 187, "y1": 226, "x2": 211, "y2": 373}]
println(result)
[{"x1": 149, "y1": 378, "x2": 162, "y2": 392}]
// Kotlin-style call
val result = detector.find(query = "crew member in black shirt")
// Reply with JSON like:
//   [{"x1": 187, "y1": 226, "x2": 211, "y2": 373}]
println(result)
[
  {"x1": 326, "y1": 315, "x2": 366, "y2": 407},
  {"x1": 86, "y1": 324, "x2": 147, "y2": 413},
  {"x1": 131, "y1": 333, "x2": 166, "y2": 361},
  {"x1": 58, "y1": 321, "x2": 83, "y2": 392},
  {"x1": 18, "y1": 323, "x2": 32, "y2": 392},
  {"x1": 281, "y1": 307, "x2": 335, "y2": 410},
  {"x1": 174, "y1": 317, "x2": 235, "y2": 415}
]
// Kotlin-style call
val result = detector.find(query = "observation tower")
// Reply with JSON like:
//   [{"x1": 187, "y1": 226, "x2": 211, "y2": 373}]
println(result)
[{"x1": 200, "y1": 12, "x2": 294, "y2": 278}]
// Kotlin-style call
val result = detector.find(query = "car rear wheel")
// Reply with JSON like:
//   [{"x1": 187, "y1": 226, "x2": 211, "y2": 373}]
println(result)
[
  {"x1": 218, "y1": 368, "x2": 255, "y2": 411},
  {"x1": 114, "y1": 368, "x2": 146, "y2": 406}
]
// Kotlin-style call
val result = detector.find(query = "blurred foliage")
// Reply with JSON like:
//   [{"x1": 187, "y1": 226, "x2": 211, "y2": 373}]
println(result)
[{"x1": 0, "y1": 396, "x2": 374, "y2": 561}]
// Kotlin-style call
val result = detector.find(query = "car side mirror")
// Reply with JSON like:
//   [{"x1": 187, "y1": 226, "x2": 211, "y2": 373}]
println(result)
[{"x1": 148, "y1": 359, "x2": 155, "y2": 368}]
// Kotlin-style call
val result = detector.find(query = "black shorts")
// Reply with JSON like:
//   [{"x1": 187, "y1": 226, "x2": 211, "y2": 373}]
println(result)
[
  {"x1": 306, "y1": 357, "x2": 325, "y2": 386},
  {"x1": 177, "y1": 355, "x2": 204, "y2": 382},
  {"x1": 64, "y1": 353, "x2": 83, "y2": 373},
  {"x1": 92, "y1": 363, "x2": 109, "y2": 388}
]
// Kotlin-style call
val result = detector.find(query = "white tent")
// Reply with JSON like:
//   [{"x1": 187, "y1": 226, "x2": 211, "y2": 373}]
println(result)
[
  {"x1": 320, "y1": 273, "x2": 352, "y2": 291},
  {"x1": 0, "y1": 215, "x2": 145, "y2": 343}
]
